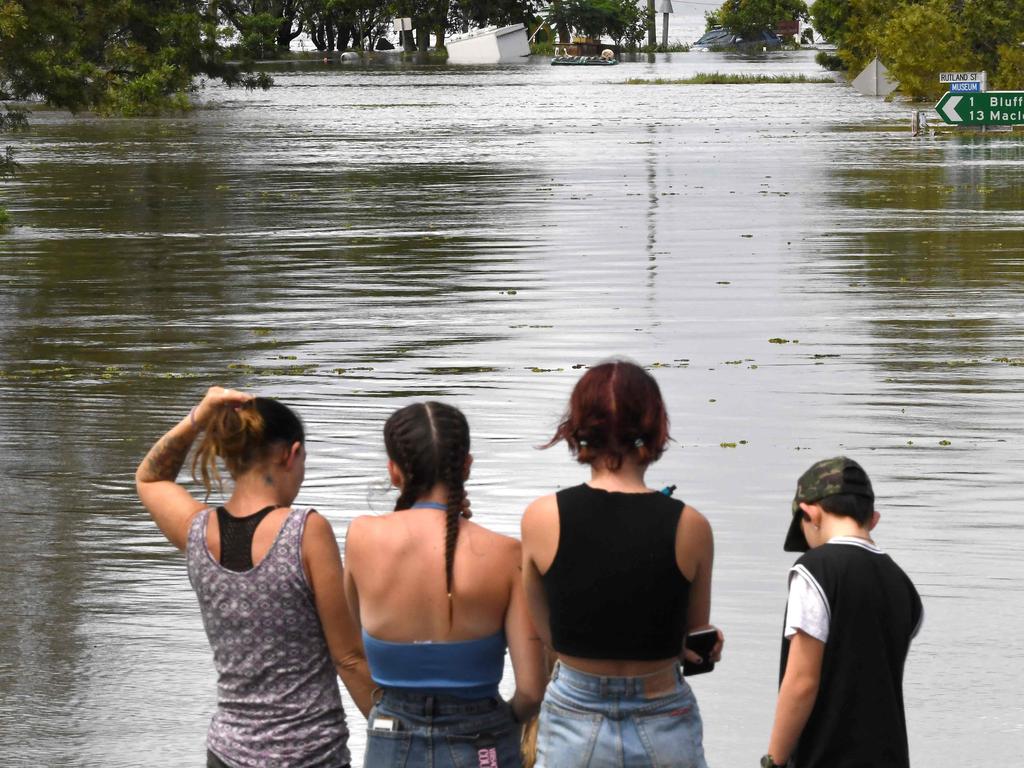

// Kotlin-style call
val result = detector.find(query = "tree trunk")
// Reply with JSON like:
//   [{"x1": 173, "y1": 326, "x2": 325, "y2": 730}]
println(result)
[
  {"x1": 436, "y1": 27, "x2": 445, "y2": 49},
  {"x1": 326, "y1": 22, "x2": 336, "y2": 52},
  {"x1": 337, "y1": 25, "x2": 354, "y2": 51},
  {"x1": 557, "y1": 22, "x2": 570, "y2": 44},
  {"x1": 417, "y1": 27, "x2": 429, "y2": 51},
  {"x1": 311, "y1": 21, "x2": 326, "y2": 51}
]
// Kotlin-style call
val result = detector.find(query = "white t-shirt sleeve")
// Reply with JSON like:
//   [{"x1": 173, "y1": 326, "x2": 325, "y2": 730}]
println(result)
[{"x1": 784, "y1": 566, "x2": 831, "y2": 643}]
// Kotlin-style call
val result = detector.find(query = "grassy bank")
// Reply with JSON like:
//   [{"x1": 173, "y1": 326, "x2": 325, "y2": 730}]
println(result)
[{"x1": 626, "y1": 72, "x2": 836, "y2": 85}]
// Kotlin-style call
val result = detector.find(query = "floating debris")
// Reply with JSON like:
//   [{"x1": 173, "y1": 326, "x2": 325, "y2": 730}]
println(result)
[
  {"x1": 769, "y1": 337, "x2": 791, "y2": 344},
  {"x1": 939, "y1": 440, "x2": 952, "y2": 446}
]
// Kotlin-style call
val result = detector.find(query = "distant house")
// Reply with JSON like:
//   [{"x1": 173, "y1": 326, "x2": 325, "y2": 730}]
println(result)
[{"x1": 694, "y1": 26, "x2": 783, "y2": 48}]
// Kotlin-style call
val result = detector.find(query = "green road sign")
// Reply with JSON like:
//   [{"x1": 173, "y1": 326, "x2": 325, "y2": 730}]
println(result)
[{"x1": 934, "y1": 91, "x2": 1024, "y2": 126}]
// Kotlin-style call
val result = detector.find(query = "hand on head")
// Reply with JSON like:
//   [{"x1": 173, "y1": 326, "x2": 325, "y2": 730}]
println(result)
[{"x1": 193, "y1": 386, "x2": 254, "y2": 428}]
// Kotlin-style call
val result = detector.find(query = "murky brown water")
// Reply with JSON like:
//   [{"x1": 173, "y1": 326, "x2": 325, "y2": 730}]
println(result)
[{"x1": 2, "y1": 44, "x2": 1023, "y2": 767}]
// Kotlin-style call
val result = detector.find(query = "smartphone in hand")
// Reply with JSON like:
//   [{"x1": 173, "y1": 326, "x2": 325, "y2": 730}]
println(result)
[{"x1": 683, "y1": 628, "x2": 717, "y2": 676}]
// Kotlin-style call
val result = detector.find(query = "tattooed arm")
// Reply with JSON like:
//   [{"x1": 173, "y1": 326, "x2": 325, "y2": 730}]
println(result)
[{"x1": 135, "y1": 387, "x2": 251, "y2": 551}]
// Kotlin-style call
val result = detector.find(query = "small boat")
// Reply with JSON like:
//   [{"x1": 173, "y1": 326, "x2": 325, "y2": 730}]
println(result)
[{"x1": 551, "y1": 55, "x2": 618, "y2": 66}]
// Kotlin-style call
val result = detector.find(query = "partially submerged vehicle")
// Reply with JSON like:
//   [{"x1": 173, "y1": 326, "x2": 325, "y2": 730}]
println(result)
[{"x1": 693, "y1": 26, "x2": 782, "y2": 50}]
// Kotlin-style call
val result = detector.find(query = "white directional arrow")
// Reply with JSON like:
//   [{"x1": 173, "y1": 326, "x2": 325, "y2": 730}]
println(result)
[{"x1": 940, "y1": 95, "x2": 963, "y2": 122}]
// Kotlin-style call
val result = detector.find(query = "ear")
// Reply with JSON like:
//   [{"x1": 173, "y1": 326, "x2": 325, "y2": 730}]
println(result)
[
  {"x1": 463, "y1": 453, "x2": 473, "y2": 481},
  {"x1": 387, "y1": 459, "x2": 404, "y2": 489},
  {"x1": 867, "y1": 509, "x2": 880, "y2": 531},
  {"x1": 283, "y1": 441, "x2": 303, "y2": 469},
  {"x1": 799, "y1": 501, "x2": 823, "y2": 528}
]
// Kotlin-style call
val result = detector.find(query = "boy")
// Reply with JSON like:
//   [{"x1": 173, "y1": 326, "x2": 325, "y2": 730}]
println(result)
[{"x1": 762, "y1": 457, "x2": 923, "y2": 768}]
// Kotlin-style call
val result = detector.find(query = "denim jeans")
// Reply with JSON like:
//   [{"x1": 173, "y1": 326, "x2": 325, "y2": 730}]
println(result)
[
  {"x1": 535, "y1": 662, "x2": 709, "y2": 768},
  {"x1": 363, "y1": 689, "x2": 522, "y2": 768}
]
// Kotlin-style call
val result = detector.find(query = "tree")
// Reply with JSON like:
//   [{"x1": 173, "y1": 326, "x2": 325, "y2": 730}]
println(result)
[
  {"x1": 714, "y1": 0, "x2": 808, "y2": 39},
  {"x1": 219, "y1": 0, "x2": 305, "y2": 55},
  {"x1": 873, "y1": 0, "x2": 974, "y2": 99},
  {"x1": 300, "y1": 0, "x2": 355, "y2": 51},
  {"x1": 811, "y1": 0, "x2": 1024, "y2": 96},
  {"x1": 0, "y1": 1, "x2": 270, "y2": 115},
  {"x1": 546, "y1": 0, "x2": 647, "y2": 46},
  {"x1": 810, "y1": 0, "x2": 899, "y2": 73}
]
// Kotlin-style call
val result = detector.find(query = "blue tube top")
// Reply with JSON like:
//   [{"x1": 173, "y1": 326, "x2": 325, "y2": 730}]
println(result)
[{"x1": 362, "y1": 629, "x2": 506, "y2": 699}]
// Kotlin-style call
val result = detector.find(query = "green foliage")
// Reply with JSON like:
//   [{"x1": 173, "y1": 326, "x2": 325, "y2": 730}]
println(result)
[
  {"x1": 626, "y1": 72, "x2": 834, "y2": 84},
  {"x1": 634, "y1": 41, "x2": 691, "y2": 52},
  {"x1": 713, "y1": 0, "x2": 808, "y2": 38},
  {"x1": 811, "y1": 0, "x2": 1024, "y2": 100},
  {"x1": 815, "y1": 50, "x2": 843, "y2": 71},
  {"x1": 548, "y1": 0, "x2": 649, "y2": 46},
  {"x1": 0, "y1": 205, "x2": 10, "y2": 231},
  {"x1": 809, "y1": 0, "x2": 895, "y2": 73},
  {"x1": 873, "y1": 0, "x2": 973, "y2": 100},
  {"x1": 992, "y1": 43, "x2": 1024, "y2": 90},
  {"x1": 0, "y1": 1, "x2": 272, "y2": 114}
]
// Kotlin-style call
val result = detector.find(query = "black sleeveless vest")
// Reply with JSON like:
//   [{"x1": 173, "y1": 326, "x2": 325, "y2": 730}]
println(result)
[{"x1": 780, "y1": 540, "x2": 922, "y2": 767}]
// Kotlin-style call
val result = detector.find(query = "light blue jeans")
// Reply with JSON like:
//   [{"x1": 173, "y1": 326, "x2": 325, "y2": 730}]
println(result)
[
  {"x1": 535, "y1": 662, "x2": 709, "y2": 768},
  {"x1": 364, "y1": 689, "x2": 522, "y2": 768}
]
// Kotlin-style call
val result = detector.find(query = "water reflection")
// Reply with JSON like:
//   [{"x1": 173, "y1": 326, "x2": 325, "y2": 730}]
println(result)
[{"x1": 2, "y1": 49, "x2": 1023, "y2": 765}]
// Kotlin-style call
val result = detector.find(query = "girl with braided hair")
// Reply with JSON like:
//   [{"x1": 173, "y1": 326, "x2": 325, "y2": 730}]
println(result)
[{"x1": 344, "y1": 401, "x2": 546, "y2": 768}]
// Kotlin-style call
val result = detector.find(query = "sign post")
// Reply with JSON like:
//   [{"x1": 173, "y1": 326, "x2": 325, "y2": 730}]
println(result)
[{"x1": 934, "y1": 91, "x2": 1024, "y2": 126}]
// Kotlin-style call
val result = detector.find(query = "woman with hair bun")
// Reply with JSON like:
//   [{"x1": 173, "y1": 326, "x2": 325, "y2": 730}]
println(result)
[
  {"x1": 344, "y1": 401, "x2": 546, "y2": 768},
  {"x1": 135, "y1": 386, "x2": 372, "y2": 768},
  {"x1": 521, "y1": 359, "x2": 723, "y2": 768}
]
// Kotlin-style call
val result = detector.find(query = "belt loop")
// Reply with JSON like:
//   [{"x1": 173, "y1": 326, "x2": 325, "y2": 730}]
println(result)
[
  {"x1": 599, "y1": 676, "x2": 608, "y2": 698},
  {"x1": 425, "y1": 695, "x2": 435, "y2": 718},
  {"x1": 551, "y1": 661, "x2": 561, "y2": 682}
]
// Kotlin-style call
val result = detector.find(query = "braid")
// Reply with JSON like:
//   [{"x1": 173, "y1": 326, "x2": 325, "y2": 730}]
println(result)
[
  {"x1": 385, "y1": 403, "x2": 435, "y2": 511},
  {"x1": 427, "y1": 403, "x2": 469, "y2": 629},
  {"x1": 384, "y1": 401, "x2": 470, "y2": 632}
]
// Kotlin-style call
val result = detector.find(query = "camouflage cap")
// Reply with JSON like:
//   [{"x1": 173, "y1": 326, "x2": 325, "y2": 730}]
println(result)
[{"x1": 784, "y1": 457, "x2": 874, "y2": 552}]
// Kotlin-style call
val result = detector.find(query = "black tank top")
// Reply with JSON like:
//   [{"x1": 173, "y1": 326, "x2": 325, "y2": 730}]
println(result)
[
  {"x1": 541, "y1": 484, "x2": 691, "y2": 660},
  {"x1": 216, "y1": 505, "x2": 277, "y2": 572}
]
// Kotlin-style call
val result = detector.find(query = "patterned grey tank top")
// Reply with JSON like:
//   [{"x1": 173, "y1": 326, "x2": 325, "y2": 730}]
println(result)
[{"x1": 187, "y1": 506, "x2": 350, "y2": 768}]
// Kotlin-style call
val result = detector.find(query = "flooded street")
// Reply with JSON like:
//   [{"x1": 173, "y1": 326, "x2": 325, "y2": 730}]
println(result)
[{"x1": 1, "y1": 44, "x2": 1023, "y2": 767}]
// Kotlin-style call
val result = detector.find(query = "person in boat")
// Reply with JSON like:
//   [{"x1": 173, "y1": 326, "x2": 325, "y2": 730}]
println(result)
[
  {"x1": 344, "y1": 401, "x2": 546, "y2": 768},
  {"x1": 600, "y1": 49, "x2": 615, "y2": 61},
  {"x1": 135, "y1": 387, "x2": 372, "y2": 768},
  {"x1": 521, "y1": 359, "x2": 723, "y2": 767}
]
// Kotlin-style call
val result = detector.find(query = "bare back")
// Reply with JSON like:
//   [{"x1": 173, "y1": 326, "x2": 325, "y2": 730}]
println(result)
[{"x1": 346, "y1": 509, "x2": 519, "y2": 642}]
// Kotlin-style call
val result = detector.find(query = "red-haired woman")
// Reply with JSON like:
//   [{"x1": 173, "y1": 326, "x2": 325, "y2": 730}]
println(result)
[
  {"x1": 344, "y1": 401, "x2": 546, "y2": 768},
  {"x1": 135, "y1": 387, "x2": 372, "y2": 768},
  {"x1": 521, "y1": 360, "x2": 722, "y2": 768}
]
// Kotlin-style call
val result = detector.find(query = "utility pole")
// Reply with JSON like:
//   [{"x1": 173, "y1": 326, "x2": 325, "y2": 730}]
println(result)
[
  {"x1": 647, "y1": 0, "x2": 656, "y2": 47},
  {"x1": 656, "y1": 0, "x2": 673, "y2": 50}
]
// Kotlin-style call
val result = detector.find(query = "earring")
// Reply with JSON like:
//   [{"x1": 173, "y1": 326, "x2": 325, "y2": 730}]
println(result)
[{"x1": 633, "y1": 437, "x2": 644, "y2": 448}]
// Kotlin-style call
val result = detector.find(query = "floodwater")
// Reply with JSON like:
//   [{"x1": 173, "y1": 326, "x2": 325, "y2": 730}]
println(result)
[{"x1": 2, "y1": 44, "x2": 1023, "y2": 768}]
